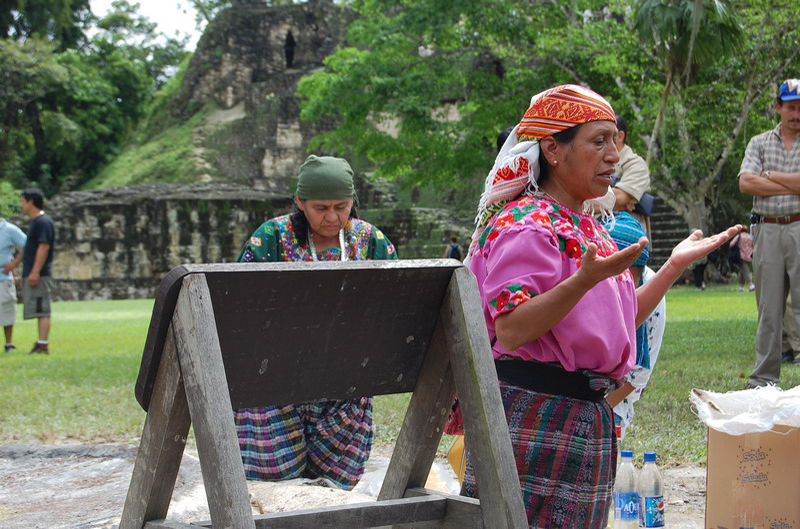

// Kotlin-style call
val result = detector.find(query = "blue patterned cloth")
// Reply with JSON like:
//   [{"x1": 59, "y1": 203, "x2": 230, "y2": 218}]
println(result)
[
  {"x1": 605, "y1": 211, "x2": 649, "y2": 268},
  {"x1": 605, "y1": 212, "x2": 650, "y2": 368}
]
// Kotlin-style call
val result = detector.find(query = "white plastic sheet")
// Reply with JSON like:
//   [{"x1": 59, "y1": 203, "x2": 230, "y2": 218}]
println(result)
[{"x1": 690, "y1": 385, "x2": 800, "y2": 435}]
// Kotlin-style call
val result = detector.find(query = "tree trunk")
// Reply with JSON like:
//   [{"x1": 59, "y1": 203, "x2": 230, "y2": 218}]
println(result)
[
  {"x1": 683, "y1": 199, "x2": 709, "y2": 234},
  {"x1": 25, "y1": 101, "x2": 49, "y2": 184},
  {"x1": 646, "y1": 68, "x2": 674, "y2": 165}
]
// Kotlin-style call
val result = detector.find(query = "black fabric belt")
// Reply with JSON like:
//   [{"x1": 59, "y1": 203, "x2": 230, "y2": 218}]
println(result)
[
  {"x1": 493, "y1": 358, "x2": 610, "y2": 402},
  {"x1": 751, "y1": 213, "x2": 800, "y2": 224}
]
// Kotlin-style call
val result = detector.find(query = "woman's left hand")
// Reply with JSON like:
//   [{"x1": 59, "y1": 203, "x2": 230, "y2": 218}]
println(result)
[{"x1": 668, "y1": 225, "x2": 743, "y2": 271}]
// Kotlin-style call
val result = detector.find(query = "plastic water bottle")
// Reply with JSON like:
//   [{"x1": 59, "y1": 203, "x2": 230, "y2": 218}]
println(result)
[
  {"x1": 638, "y1": 451, "x2": 665, "y2": 527},
  {"x1": 614, "y1": 450, "x2": 639, "y2": 527}
]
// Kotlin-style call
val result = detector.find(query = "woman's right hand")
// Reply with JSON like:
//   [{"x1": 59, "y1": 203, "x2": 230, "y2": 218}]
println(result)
[{"x1": 574, "y1": 238, "x2": 648, "y2": 290}]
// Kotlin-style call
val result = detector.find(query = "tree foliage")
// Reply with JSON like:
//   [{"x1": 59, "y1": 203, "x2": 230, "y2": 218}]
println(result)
[
  {"x1": 0, "y1": 181, "x2": 21, "y2": 218},
  {"x1": 188, "y1": 0, "x2": 297, "y2": 26},
  {"x1": 0, "y1": 0, "x2": 189, "y2": 193},
  {"x1": 0, "y1": 37, "x2": 68, "y2": 186},
  {"x1": 95, "y1": 0, "x2": 189, "y2": 88},
  {"x1": 298, "y1": 0, "x2": 551, "y2": 184},
  {"x1": 298, "y1": 0, "x2": 800, "y2": 232},
  {"x1": 1, "y1": 0, "x2": 91, "y2": 48}
]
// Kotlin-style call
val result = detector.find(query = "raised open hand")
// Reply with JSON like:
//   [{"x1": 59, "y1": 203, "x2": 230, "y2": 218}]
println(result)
[
  {"x1": 575, "y1": 237, "x2": 648, "y2": 290},
  {"x1": 668, "y1": 225, "x2": 743, "y2": 271}
]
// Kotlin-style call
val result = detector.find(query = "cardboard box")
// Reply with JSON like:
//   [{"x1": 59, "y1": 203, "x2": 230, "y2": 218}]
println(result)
[{"x1": 706, "y1": 424, "x2": 800, "y2": 528}]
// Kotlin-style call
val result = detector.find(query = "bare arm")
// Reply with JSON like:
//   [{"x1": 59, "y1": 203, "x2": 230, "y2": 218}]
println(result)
[
  {"x1": 613, "y1": 187, "x2": 638, "y2": 212},
  {"x1": 765, "y1": 170, "x2": 800, "y2": 194},
  {"x1": 27, "y1": 243, "x2": 50, "y2": 288},
  {"x1": 635, "y1": 226, "x2": 742, "y2": 327},
  {"x1": 495, "y1": 240, "x2": 647, "y2": 351},
  {"x1": 606, "y1": 381, "x2": 636, "y2": 407},
  {"x1": 739, "y1": 172, "x2": 796, "y2": 196},
  {"x1": 2, "y1": 253, "x2": 22, "y2": 274}
]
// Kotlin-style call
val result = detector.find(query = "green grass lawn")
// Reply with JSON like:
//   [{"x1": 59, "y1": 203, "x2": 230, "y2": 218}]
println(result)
[
  {"x1": 1, "y1": 285, "x2": 798, "y2": 466},
  {"x1": 0, "y1": 299, "x2": 150, "y2": 444}
]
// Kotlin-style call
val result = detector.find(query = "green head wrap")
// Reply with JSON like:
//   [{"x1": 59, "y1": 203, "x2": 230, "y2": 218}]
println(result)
[{"x1": 295, "y1": 155, "x2": 356, "y2": 200}]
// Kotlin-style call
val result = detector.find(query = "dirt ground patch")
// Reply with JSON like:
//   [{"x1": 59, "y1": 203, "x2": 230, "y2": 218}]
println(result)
[{"x1": 0, "y1": 443, "x2": 706, "y2": 527}]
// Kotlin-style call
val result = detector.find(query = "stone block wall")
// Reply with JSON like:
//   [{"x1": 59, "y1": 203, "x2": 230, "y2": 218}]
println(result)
[
  {"x1": 25, "y1": 181, "x2": 473, "y2": 301},
  {"x1": 29, "y1": 181, "x2": 472, "y2": 301},
  {"x1": 45, "y1": 184, "x2": 292, "y2": 300}
]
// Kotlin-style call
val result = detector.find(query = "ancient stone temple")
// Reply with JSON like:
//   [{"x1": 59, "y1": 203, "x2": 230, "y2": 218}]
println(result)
[
  {"x1": 46, "y1": 2, "x2": 362, "y2": 300},
  {"x1": 35, "y1": 1, "x2": 460, "y2": 301},
  {"x1": 173, "y1": 0, "x2": 353, "y2": 193}
]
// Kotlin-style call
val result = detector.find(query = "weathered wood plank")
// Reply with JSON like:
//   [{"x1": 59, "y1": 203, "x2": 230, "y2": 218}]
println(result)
[
  {"x1": 172, "y1": 274, "x2": 255, "y2": 529},
  {"x1": 120, "y1": 327, "x2": 191, "y2": 529},
  {"x1": 189, "y1": 496, "x2": 446, "y2": 529},
  {"x1": 143, "y1": 520, "x2": 201, "y2": 529},
  {"x1": 377, "y1": 308, "x2": 455, "y2": 499},
  {"x1": 136, "y1": 260, "x2": 461, "y2": 411},
  {"x1": 401, "y1": 488, "x2": 483, "y2": 528},
  {"x1": 442, "y1": 268, "x2": 528, "y2": 528}
]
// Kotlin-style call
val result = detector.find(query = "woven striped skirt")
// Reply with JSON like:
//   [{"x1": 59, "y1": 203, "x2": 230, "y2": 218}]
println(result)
[
  {"x1": 234, "y1": 397, "x2": 373, "y2": 490},
  {"x1": 461, "y1": 381, "x2": 616, "y2": 528}
]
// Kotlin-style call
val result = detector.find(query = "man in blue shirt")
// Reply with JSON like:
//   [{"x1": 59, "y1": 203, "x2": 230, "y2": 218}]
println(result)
[{"x1": 0, "y1": 213, "x2": 26, "y2": 352}]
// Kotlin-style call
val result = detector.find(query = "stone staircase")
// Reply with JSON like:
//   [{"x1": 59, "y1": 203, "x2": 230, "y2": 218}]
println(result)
[{"x1": 649, "y1": 196, "x2": 688, "y2": 270}]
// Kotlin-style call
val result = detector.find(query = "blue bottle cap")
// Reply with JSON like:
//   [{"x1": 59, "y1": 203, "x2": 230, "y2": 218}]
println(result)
[
  {"x1": 621, "y1": 450, "x2": 634, "y2": 458},
  {"x1": 644, "y1": 451, "x2": 657, "y2": 462}
]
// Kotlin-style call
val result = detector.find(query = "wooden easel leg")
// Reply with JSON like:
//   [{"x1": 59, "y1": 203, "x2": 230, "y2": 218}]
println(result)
[
  {"x1": 440, "y1": 268, "x2": 528, "y2": 529},
  {"x1": 378, "y1": 317, "x2": 455, "y2": 500},
  {"x1": 120, "y1": 326, "x2": 191, "y2": 529},
  {"x1": 172, "y1": 273, "x2": 255, "y2": 529}
]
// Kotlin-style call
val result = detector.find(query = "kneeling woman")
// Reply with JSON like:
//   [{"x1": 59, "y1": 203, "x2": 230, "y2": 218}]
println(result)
[
  {"x1": 463, "y1": 85, "x2": 738, "y2": 527},
  {"x1": 235, "y1": 155, "x2": 397, "y2": 490}
]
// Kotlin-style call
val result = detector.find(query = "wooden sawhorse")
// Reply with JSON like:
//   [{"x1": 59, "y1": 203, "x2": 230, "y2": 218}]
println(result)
[{"x1": 120, "y1": 259, "x2": 526, "y2": 528}]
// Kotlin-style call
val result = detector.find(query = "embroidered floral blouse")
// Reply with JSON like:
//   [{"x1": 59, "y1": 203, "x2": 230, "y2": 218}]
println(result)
[
  {"x1": 238, "y1": 214, "x2": 397, "y2": 263},
  {"x1": 468, "y1": 195, "x2": 637, "y2": 380}
]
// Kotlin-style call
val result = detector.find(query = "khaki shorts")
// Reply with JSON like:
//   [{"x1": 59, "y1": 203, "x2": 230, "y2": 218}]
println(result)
[
  {"x1": 0, "y1": 279, "x2": 16, "y2": 327},
  {"x1": 23, "y1": 276, "x2": 52, "y2": 319}
]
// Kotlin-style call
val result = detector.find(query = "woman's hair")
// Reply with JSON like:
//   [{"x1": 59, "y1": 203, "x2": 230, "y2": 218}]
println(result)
[
  {"x1": 536, "y1": 125, "x2": 582, "y2": 185},
  {"x1": 291, "y1": 200, "x2": 359, "y2": 247}
]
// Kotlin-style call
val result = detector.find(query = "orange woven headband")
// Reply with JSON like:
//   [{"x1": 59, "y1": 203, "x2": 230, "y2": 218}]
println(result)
[{"x1": 517, "y1": 84, "x2": 616, "y2": 142}]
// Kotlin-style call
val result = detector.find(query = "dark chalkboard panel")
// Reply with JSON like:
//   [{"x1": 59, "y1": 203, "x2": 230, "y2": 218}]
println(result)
[{"x1": 135, "y1": 260, "x2": 461, "y2": 411}]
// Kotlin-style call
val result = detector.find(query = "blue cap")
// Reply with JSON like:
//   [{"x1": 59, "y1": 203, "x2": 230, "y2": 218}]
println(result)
[
  {"x1": 621, "y1": 450, "x2": 634, "y2": 458},
  {"x1": 779, "y1": 79, "x2": 800, "y2": 102},
  {"x1": 643, "y1": 451, "x2": 657, "y2": 462}
]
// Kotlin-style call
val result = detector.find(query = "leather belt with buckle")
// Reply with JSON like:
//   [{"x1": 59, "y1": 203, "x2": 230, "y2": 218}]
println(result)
[{"x1": 751, "y1": 213, "x2": 800, "y2": 225}]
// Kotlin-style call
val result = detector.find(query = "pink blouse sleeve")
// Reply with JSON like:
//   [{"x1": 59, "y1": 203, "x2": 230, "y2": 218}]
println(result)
[{"x1": 480, "y1": 221, "x2": 564, "y2": 321}]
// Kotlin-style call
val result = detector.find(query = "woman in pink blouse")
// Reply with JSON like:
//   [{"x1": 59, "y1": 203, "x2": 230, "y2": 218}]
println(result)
[{"x1": 461, "y1": 85, "x2": 740, "y2": 528}]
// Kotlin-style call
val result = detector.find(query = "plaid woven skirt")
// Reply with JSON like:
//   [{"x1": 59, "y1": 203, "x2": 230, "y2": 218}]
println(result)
[
  {"x1": 462, "y1": 381, "x2": 616, "y2": 528},
  {"x1": 234, "y1": 397, "x2": 374, "y2": 490}
]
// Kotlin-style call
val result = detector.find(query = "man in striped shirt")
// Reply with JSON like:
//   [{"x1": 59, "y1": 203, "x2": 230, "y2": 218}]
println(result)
[{"x1": 739, "y1": 79, "x2": 800, "y2": 388}]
